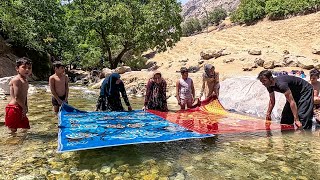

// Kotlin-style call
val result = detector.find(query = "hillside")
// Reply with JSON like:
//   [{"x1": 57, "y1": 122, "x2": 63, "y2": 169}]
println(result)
[
  {"x1": 182, "y1": 0, "x2": 240, "y2": 20},
  {"x1": 148, "y1": 12, "x2": 320, "y2": 79}
]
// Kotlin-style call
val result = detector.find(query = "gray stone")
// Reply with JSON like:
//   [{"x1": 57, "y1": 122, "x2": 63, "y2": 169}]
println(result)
[
  {"x1": 248, "y1": 49, "x2": 262, "y2": 55},
  {"x1": 0, "y1": 76, "x2": 14, "y2": 94}
]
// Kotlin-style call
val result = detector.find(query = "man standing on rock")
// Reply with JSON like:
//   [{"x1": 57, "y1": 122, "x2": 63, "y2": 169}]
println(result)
[{"x1": 258, "y1": 70, "x2": 313, "y2": 129}]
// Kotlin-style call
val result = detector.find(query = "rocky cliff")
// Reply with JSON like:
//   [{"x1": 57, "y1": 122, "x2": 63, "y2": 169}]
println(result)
[{"x1": 182, "y1": 0, "x2": 240, "y2": 20}]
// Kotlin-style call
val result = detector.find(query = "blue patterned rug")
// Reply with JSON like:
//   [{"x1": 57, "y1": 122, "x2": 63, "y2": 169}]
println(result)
[{"x1": 58, "y1": 103, "x2": 213, "y2": 152}]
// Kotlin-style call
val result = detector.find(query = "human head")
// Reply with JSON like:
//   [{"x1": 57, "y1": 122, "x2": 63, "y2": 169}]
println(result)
[
  {"x1": 152, "y1": 70, "x2": 162, "y2": 84},
  {"x1": 16, "y1": 57, "x2": 32, "y2": 78},
  {"x1": 257, "y1": 70, "x2": 274, "y2": 88},
  {"x1": 180, "y1": 67, "x2": 189, "y2": 79},
  {"x1": 310, "y1": 69, "x2": 319, "y2": 84},
  {"x1": 110, "y1": 73, "x2": 121, "y2": 84},
  {"x1": 53, "y1": 61, "x2": 65, "y2": 74},
  {"x1": 204, "y1": 64, "x2": 215, "y2": 76}
]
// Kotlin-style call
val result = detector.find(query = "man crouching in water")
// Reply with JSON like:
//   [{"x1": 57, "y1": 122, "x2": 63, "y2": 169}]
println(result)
[{"x1": 258, "y1": 70, "x2": 313, "y2": 129}]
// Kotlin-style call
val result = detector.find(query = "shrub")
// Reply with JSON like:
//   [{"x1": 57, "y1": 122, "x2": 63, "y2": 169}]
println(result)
[
  {"x1": 230, "y1": 0, "x2": 266, "y2": 24},
  {"x1": 181, "y1": 18, "x2": 202, "y2": 36},
  {"x1": 209, "y1": 8, "x2": 228, "y2": 25}
]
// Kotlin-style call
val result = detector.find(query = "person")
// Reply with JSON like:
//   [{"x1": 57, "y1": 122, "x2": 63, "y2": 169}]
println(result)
[
  {"x1": 143, "y1": 71, "x2": 168, "y2": 112},
  {"x1": 5, "y1": 57, "x2": 32, "y2": 134},
  {"x1": 199, "y1": 64, "x2": 220, "y2": 99},
  {"x1": 96, "y1": 73, "x2": 132, "y2": 111},
  {"x1": 49, "y1": 61, "x2": 69, "y2": 114},
  {"x1": 309, "y1": 69, "x2": 320, "y2": 124},
  {"x1": 258, "y1": 70, "x2": 314, "y2": 129},
  {"x1": 176, "y1": 67, "x2": 195, "y2": 110}
]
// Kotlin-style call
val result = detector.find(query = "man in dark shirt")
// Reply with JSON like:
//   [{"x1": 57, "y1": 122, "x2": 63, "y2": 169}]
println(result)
[{"x1": 258, "y1": 70, "x2": 313, "y2": 129}]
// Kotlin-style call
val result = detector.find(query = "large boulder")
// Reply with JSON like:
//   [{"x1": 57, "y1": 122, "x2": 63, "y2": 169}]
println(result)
[
  {"x1": 219, "y1": 77, "x2": 286, "y2": 120},
  {"x1": 0, "y1": 76, "x2": 14, "y2": 94}
]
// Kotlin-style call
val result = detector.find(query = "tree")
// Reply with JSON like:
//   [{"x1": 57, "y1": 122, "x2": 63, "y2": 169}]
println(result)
[
  {"x1": 0, "y1": 0, "x2": 67, "y2": 57},
  {"x1": 67, "y1": 0, "x2": 183, "y2": 69},
  {"x1": 209, "y1": 7, "x2": 227, "y2": 25}
]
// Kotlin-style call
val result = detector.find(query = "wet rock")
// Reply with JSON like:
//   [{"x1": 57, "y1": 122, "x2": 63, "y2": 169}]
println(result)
[
  {"x1": 174, "y1": 172, "x2": 185, "y2": 180},
  {"x1": 100, "y1": 165, "x2": 112, "y2": 174},
  {"x1": 17, "y1": 175, "x2": 36, "y2": 180}
]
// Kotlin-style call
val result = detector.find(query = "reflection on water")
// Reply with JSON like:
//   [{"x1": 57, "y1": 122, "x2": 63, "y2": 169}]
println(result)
[{"x1": 0, "y1": 84, "x2": 319, "y2": 179}]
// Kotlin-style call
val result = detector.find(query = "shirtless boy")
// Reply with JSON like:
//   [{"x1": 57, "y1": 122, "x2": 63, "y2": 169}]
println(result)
[
  {"x1": 49, "y1": 61, "x2": 69, "y2": 114},
  {"x1": 309, "y1": 69, "x2": 320, "y2": 124},
  {"x1": 5, "y1": 57, "x2": 32, "y2": 134}
]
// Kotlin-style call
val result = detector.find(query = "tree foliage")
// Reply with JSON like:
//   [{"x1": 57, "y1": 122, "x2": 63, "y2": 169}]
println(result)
[
  {"x1": 209, "y1": 7, "x2": 228, "y2": 25},
  {"x1": 231, "y1": 0, "x2": 320, "y2": 23},
  {"x1": 66, "y1": 0, "x2": 182, "y2": 69},
  {"x1": 181, "y1": 18, "x2": 202, "y2": 36}
]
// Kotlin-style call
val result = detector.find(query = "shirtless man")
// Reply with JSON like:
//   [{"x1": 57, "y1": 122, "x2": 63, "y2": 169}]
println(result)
[
  {"x1": 309, "y1": 69, "x2": 320, "y2": 123},
  {"x1": 199, "y1": 64, "x2": 220, "y2": 99},
  {"x1": 49, "y1": 61, "x2": 69, "y2": 114},
  {"x1": 5, "y1": 57, "x2": 32, "y2": 134}
]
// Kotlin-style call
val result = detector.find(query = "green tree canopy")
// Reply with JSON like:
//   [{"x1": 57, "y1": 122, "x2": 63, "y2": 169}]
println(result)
[{"x1": 66, "y1": 0, "x2": 183, "y2": 69}]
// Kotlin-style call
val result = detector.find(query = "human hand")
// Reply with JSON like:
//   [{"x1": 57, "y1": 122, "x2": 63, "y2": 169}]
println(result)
[
  {"x1": 142, "y1": 106, "x2": 148, "y2": 111},
  {"x1": 128, "y1": 106, "x2": 132, "y2": 111},
  {"x1": 57, "y1": 99, "x2": 63, "y2": 105},
  {"x1": 294, "y1": 118, "x2": 302, "y2": 128}
]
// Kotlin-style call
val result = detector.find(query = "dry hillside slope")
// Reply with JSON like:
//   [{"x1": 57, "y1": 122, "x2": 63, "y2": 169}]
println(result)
[{"x1": 149, "y1": 12, "x2": 320, "y2": 79}]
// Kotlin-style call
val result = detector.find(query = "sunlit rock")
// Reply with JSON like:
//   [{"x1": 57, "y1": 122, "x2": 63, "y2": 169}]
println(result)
[{"x1": 0, "y1": 76, "x2": 13, "y2": 94}]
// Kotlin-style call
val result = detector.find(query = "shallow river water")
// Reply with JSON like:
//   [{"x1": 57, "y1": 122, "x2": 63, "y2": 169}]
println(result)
[{"x1": 0, "y1": 84, "x2": 319, "y2": 180}]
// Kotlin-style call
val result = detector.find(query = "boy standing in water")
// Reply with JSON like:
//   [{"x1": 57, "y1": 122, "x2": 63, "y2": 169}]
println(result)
[
  {"x1": 309, "y1": 69, "x2": 320, "y2": 124},
  {"x1": 176, "y1": 67, "x2": 195, "y2": 110},
  {"x1": 5, "y1": 57, "x2": 32, "y2": 134},
  {"x1": 49, "y1": 61, "x2": 69, "y2": 114}
]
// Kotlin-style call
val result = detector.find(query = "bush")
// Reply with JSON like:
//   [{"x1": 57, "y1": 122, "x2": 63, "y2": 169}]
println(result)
[
  {"x1": 181, "y1": 18, "x2": 202, "y2": 36},
  {"x1": 230, "y1": 0, "x2": 266, "y2": 24},
  {"x1": 209, "y1": 8, "x2": 228, "y2": 25},
  {"x1": 266, "y1": 0, "x2": 320, "y2": 19}
]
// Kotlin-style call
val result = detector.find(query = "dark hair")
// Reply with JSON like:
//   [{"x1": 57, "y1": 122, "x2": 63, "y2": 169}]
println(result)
[
  {"x1": 16, "y1": 57, "x2": 32, "y2": 67},
  {"x1": 53, "y1": 61, "x2": 65, "y2": 68},
  {"x1": 310, "y1": 69, "x2": 320, "y2": 77},
  {"x1": 257, "y1": 70, "x2": 273, "y2": 79},
  {"x1": 180, "y1": 67, "x2": 188, "y2": 73}
]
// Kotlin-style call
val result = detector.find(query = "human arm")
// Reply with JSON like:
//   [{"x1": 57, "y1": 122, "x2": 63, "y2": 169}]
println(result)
[
  {"x1": 313, "y1": 88, "x2": 320, "y2": 104},
  {"x1": 191, "y1": 79, "x2": 195, "y2": 99},
  {"x1": 266, "y1": 92, "x2": 275, "y2": 121},
  {"x1": 143, "y1": 80, "x2": 152, "y2": 110},
  {"x1": 65, "y1": 75, "x2": 69, "y2": 101},
  {"x1": 49, "y1": 76, "x2": 63, "y2": 105},
  {"x1": 119, "y1": 82, "x2": 132, "y2": 110},
  {"x1": 162, "y1": 80, "x2": 168, "y2": 111},
  {"x1": 199, "y1": 77, "x2": 205, "y2": 98},
  {"x1": 176, "y1": 80, "x2": 181, "y2": 105},
  {"x1": 11, "y1": 79, "x2": 27, "y2": 115},
  {"x1": 284, "y1": 89, "x2": 301, "y2": 128}
]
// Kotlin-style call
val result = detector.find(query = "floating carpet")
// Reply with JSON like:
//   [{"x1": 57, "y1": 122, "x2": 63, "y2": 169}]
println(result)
[
  {"x1": 58, "y1": 103, "x2": 213, "y2": 152},
  {"x1": 149, "y1": 96, "x2": 294, "y2": 134}
]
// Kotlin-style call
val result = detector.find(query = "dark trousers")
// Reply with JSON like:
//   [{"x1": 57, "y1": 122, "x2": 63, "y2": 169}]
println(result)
[{"x1": 281, "y1": 88, "x2": 314, "y2": 129}]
